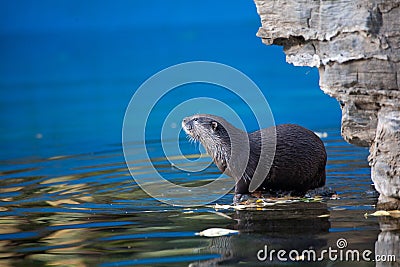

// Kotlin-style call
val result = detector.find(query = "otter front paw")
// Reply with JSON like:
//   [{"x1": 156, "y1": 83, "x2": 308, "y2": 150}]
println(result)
[{"x1": 233, "y1": 194, "x2": 250, "y2": 204}]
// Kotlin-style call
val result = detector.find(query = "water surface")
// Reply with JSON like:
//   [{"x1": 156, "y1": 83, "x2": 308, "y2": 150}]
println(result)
[{"x1": 1, "y1": 130, "x2": 385, "y2": 266}]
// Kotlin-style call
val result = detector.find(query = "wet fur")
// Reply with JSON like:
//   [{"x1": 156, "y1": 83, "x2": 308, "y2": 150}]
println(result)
[{"x1": 182, "y1": 114, "x2": 326, "y2": 197}]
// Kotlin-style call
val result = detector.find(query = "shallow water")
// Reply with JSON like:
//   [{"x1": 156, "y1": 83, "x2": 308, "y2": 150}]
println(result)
[{"x1": 2, "y1": 129, "x2": 395, "y2": 266}]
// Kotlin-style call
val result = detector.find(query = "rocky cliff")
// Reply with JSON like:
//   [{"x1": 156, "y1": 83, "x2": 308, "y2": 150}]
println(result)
[{"x1": 254, "y1": 0, "x2": 400, "y2": 209}]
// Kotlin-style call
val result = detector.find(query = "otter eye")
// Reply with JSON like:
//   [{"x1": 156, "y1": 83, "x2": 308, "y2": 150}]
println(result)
[
  {"x1": 211, "y1": 121, "x2": 218, "y2": 131},
  {"x1": 193, "y1": 118, "x2": 198, "y2": 122}
]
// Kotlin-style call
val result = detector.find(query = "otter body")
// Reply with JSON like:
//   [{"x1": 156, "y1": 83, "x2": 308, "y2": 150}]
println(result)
[{"x1": 182, "y1": 114, "x2": 327, "y2": 201}]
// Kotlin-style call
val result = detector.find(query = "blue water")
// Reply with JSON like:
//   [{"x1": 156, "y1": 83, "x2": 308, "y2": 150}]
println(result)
[
  {"x1": 0, "y1": 0, "x2": 340, "y2": 160},
  {"x1": 0, "y1": 1, "x2": 390, "y2": 267}
]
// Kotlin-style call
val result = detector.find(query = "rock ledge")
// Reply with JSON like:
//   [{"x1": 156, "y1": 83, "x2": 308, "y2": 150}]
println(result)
[{"x1": 254, "y1": 0, "x2": 400, "y2": 209}]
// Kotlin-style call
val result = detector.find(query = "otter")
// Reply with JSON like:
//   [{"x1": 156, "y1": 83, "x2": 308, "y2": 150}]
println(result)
[{"x1": 182, "y1": 114, "x2": 327, "y2": 203}]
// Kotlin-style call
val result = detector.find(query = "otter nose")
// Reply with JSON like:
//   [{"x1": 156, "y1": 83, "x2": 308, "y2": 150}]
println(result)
[
  {"x1": 182, "y1": 117, "x2": 193, "y2": 131},
  {"x1": 186, "y1": 120, "x2": 193, "y2": 131}
]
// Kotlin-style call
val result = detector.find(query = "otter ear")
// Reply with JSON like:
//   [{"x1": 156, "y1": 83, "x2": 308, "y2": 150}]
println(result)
[{"x1": 211, "y1": 121, "x2": 218, "y2": 131}]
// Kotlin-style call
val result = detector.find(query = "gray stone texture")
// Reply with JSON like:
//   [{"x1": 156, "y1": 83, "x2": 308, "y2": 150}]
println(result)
[{"x1": 254, "y1": 0, "x2": 400, "y2": 209}]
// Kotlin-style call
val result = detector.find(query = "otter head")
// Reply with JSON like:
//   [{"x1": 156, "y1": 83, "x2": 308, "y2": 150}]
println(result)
[
  {"x1": 182, "y1": 114, "x2": 230, "y2": 149},
  {"x1": 182, "y1": 114, "x2": 248, "y2": 177}
]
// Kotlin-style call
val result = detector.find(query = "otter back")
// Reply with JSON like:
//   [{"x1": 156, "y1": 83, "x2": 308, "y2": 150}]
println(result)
[{"x1": 234, "y1": 124, "x2": 326, "y2": 194}]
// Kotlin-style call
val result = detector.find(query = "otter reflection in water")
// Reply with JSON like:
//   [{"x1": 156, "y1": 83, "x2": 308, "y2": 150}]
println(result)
[
  {"x1": 182, "y1": 114, "x2": 327, "y2": 203},
  {"x1": 188, "y1": 202, "x2": 330, "y2": 266}
]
